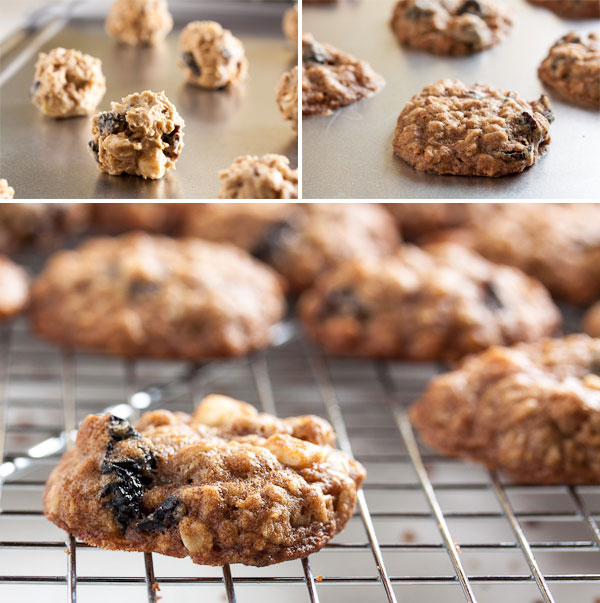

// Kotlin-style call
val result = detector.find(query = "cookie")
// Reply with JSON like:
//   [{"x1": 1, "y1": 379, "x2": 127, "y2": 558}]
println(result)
[
  {"x1": 92, "y1": 203, "x2": 188, "y2": 234},
  {"x1": 302, "y1": 33, "x2": 385, "y2": 116},
  {"x1": 528, "y1": 0, "x2": 600, "y2": 19},
  {"x1": 89, "y1": 90, "x2": 184, "y2": 180},
  {"x1": 300, "y1": 242, "x2": 561, "y2": 361},
  {"x1": 276, "y1": 66, "x2": 299, "y2": 133},
  {"x1": 179, "y1": 21, "x2": 248, "y2": 89},
  {"x1": 0, "y1": 256, "x2": 28, "y2": 322},
  {"x1": 584, "y1": 302, "x2": 600, "y2": 336},
  {"x1": 411, "y1": 335, "x2": 600, "y2": 484},
  {"x1": 44, "y1": 394, "x2": 365, "y2": 566},
  {"x1": 218, "y1": 155, "x2": 298, "y2": 199},
  {"x1": 283, "y1": 5, "x2": 298, "y2": 44},
  {"x1": 29, "y1": 232, "x2": 286, "y2": 359},
  {"x1": 106, "y1": 0, "x2": 173, "y2": 46},
  {"x1": 393, "y1": 79, "x2": 554, "y2": 177},
  {"x1": 0, "y1": 179, "x2": 15, "y2": 199},
  {"x1": 183, "y1": 203, "x2": 400, "y2": 292},
  {"x1": 391, "y1": 0, "x2": 513, "y2": 55},
  {"x1": 538, "y1": 32, "x2": 600, "y2": 109}
]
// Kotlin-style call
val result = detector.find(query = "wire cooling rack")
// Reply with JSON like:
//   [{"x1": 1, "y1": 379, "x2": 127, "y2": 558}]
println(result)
[{"x1": 1, "y1": 312, "x2": 599, "y2": 603}]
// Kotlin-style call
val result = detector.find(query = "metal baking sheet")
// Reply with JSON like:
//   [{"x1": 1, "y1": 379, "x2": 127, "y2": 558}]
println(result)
[
  {"x1": 303, "y1": 0, "x2": 600, "y2": 199},
  {"x1": 0, "y1": 0, "x2": 297, "y2": 199}
]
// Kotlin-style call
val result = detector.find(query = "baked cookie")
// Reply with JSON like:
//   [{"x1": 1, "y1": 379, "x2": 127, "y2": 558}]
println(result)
[
  {"x1": 393, "y1": 79, "x2": 554, "y2": 177},
  {"x1": 31, "y1": 48, "x2": 106, "y2": 118},
  {"x1": 0, "y1": 179, "x2": 15, "y2": 199},
  {"x1": 179, "y1": 21, "x2": 248, "y2": 89},
  {"x1": 92, "y1": 203, "x2": 189, "y2": 234},
  {"x1": 44, "y1": 394, "x2": 365, "y2": 566},
  {"x1": 218, "y1": 155, "x2": 298, "y2": 199},
  {"x1": 411, "y1": 335, "x2": 600, "y2": 484},
  {"x1": 391, "y1": 0, "x2": 513, "y2": 55},
  {"x1": 538, "y1": 32, "x2": 600, "y2": 109},
  {"x1": 276, "y1": 66, "x2": 299, "y2": 133},
  {"x1": 183, "y1": 203, "x2": 400, "y2": 292},
  {"x1": 300, "y1": 242, "x2": 560, "y2": 361},
  {"x1": 106, "y1": 0, "x2": 173, "y2": 46},
  {"x1": 302, "y1": 33, "x2": 385, "y2": 116},
  {"x1": 89, "y1": 91, "x2": 184, "y2": 180},
  {"x1": 584, "y1": 302, "x2": 600, "y2": 336},
  {"x1": 0, "y1": 256, "x2": 28, "y2": 322},
  {"x1": 528, "y1": 0, "x2": 600, "y2": 19},
  {"x1": 30, "y1": 233, "x2": 285, "y2": 359},
  {"x1": 283, "y1": 5, "x2": 298, "y2": 44}
]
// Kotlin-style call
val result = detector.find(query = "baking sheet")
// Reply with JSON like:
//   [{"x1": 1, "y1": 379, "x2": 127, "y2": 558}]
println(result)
[
  {"x1": 0, "y1": 1, "x2": 298, "y2": 199},
  {"x1": 302, "y1": 0, "x2": 600, "y2": 199}
]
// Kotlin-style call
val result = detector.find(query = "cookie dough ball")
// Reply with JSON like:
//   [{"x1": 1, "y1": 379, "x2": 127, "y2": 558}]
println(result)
[
  {"x1": 0, "y1": 179, "x2": 14, "y2": 199},
  {"x1": 0, "y1": 256, "x2": 28, "y2": 322},
  {"x1": 584, "y1": 302, "x2": 600, "y2": 336},
  {"x1": 391, "y1": 0, "x2": 513, "y2": 55},
  {"x1": 179, "y1": 21, "x2": 248, "y2": 89},
  {"x1": 393, "y1": 79, "x2": 554, "y2": 177},
  {"x1": 89, "y1": 90, "x2": 184, "y2": 180},
  {"x1": 528, "y1": 0, "x2": 600, "y2": 19},
  {"x1": 106, "y1": 0, "x2": 173, "y2": 46},
  {"x1": 30, "y1": 48, "x2": 106, "y2": 118},
  {"x1": 283, "y1": 5, "x2": 298, "y2": 44},
  {"x1": 218, "y1": 155, "x2": 298, "y2": 199},
  {"x1": 276, "y1": 67, "x2": 299, "y2": 133},
  {"x1": 538, "y1": 33, "x2": 599, "y2": 110}
]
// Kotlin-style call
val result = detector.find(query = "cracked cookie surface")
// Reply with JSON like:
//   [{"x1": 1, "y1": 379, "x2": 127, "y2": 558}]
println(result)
[
  {"x1": 44, "y1": 395, "x2": 365, "y2": 566},
  {"x1": 528, "y1": 0, "x2": 600, "y2": 19},
  {"x1": 106, "y1": 0, "x2": 173, "y2": 45},
  {"x1": 0, "y1": 256, "x2": 28, "y2": 322},
  {"x1": 391, "y1": 0, "x2": 512, "y2": 55},
  {"x1": 411, "y1": 335, "x2": 600, "y2": 484},
  {"x1": 393, "y1": 79, "x2": 554, "y2": 177}
]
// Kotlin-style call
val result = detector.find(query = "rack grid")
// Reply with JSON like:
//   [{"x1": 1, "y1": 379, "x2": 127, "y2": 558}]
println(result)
[{"x1": 1, "y1": 311, "x2": 599, "y2": 603}]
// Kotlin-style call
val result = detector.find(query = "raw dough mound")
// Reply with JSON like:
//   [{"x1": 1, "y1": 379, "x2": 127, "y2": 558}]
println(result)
[
  {"x1": 179, "y1": 21, "x2": 248, "y2": 89},
  {"x1": 0, "y1": 179, "x2": 14, "y2": 199},
  {"x1": 276, "y1": 66, "x2": 299, "y2": 133},
  {"x1": 30, "y1": 47, "x2": 106, "y2": 118},
  {"x1": 218, "y1": 155, "x2": 298, "y2": 199},
  {"x1": 89, "y1": 90, "x2": 185, "y2": 180},
  {"x1": 106, "y1": 0, "x2": 173, "y2": 46},
  {"x1": 0, "y1": 255, "x2": 28, "y2": 322},
  {"x1": 44, "y1": 395, "x2": 365, "y2": 566},
  {"x1": 528, "y1": 0, "x2": 600, "y2": 19},
  {"x1": 283, "y1": 5, "x2": 298, "y2": 44}
]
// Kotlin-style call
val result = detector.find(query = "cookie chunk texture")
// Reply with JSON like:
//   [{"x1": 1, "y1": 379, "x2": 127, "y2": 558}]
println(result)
[
  {"x1": 179, "y1": 21, "x2": 248, "y2": 89},
  {"x1": 44, "y1": 395, "x2": 365, "y2": 566},
  {"x1": 89, "y1": 90, "x2": 184, "y2": 180},
  {"x1": 0, "y1": 179, "x2": 14, "y2": 199},
  {"x1": 29, "y1": 232, "x2": 285, "y2": 359},
  {"x1": 584, "y1": 303, "x2": 600, "y2": 337},
  {"x1": 528, "y1": 0, "x2": 600, "y2": 19},
  {"x1": 0, "y1": 256, "x2": 28, "y2": 322},
  {"x1": 393, "y1": 79, "x2": 554, "y2": 177},
  {"x1": 538, "y1": 32, "x2": 599, "y2": 110},
  {"x1": 30, "y1": 48, "x2": 106, "y2": 118},
  {"x1": 302, "y1": 33, "x2": 385, "y2": 116},
  {"x1": 411, "y1": 335, "x2": 600, "y2": 484},
  {"x1": 106, "y1": 0, "x2": 173, "y2": 46},
  {"x1": 283, "y1": 5, "x2": 298, "y2": 44},
  {"x1": 300, "y1": 242, "x2": 560, "y2": 361},
  {"x1": 277, "y1": 66, "x2": 299, "y2": 133},
  {"x1": 391, "y1": 0, "x2": 512, "y2": 55},
  {"x1": 219, "y1": 155, "x2": 298, "y2": 199}
]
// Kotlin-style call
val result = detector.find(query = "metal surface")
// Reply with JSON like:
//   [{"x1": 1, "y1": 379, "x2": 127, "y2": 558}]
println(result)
[
  {"x1": 303, "y1": 0, "x2": 600, "y2": 199},
  {"x1": 0, "y1": 1, "x2": 298, "y2": 199}
]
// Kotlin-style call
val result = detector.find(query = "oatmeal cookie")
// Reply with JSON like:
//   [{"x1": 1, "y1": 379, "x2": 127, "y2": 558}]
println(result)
[
  {"x1": 302, "y1": 33, "x2": 385, "y2": 116},
  {"x1": 30, "y1": 48, "x2": 106, "y2": 118},
  {"x1": 92, "y1": 203, "x2": 189, "y2": 234},
  {"x1": 44, "y1": 394, "x2": 365, "y2": 566},
  {"x1": 584, "y1": 302, "x2": 600, "y2": 336},
  {"x1": 179, "y1": 21, "x2": 248, "y2": 89},
  {"x1": 89, "y1": 90, "x2": 184, "y2": 180},
  {"x1": 106, "y1": 0, "x2": 173, "y2": 46},
  {"x1": 283, "y1": 5, "x2": 298, "y2": 44},
  {"x1": 183, "y1": 203, "x2": 400, "y2": 292},
  {"x1": 538, "y1": 32, "x2": 600, "y2": 109},
  {"x1": 276, "y1": 66, "x2": 299, "y2": 133},
  {"x1": 30, "y1": 233, "x2": 285, "y2": 359},
  {"x1": 411, "y1": 335, "x2": 600, "y2": 484},
  {"x1": 218, "y1": 155, "x2": 298, "y2": 199},
  {"x1": 0, "y1": 256, "x2": 28, "y2": 322},
  {"x1": 300, "y1": 242, "x2": 560, "y2": 361},
  {"x1": 391, "y1": 0, "x2": 513, "y2": 55},
  {"x1": 528, "y1": 0, "x2": 600, "y2": 19},
  {"x1": 393, "y1": 79, "x2": 554, "y2": 177},
  {"x1": 0, "y1": 179, "x2": 15, "y2": 199}
]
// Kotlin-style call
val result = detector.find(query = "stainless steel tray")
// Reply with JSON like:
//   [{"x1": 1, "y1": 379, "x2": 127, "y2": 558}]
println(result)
[
  {"x1": 0, "y1": 0, "x2": 297, "y2": 199},
  {"x1": 302, "y1": 0, "x2": 600, "y2": 199}
]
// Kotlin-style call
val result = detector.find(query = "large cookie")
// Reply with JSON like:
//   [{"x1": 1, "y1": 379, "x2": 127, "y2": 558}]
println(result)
[
  {"x1": 0, "y1": 255, "x2": 28, "y2": 322},
  {"x1": 528, "y1": 0, "x2": 600, "y2": 19},
  {"x1": 92, "y1": 203, "x2": 188, "y2": 234},
  {"x1": 411, "y1": 335, "x2": 600, "y2": 484},
  {"x1": 44, "y1": 395, "x2": 366, "y2": 566}
]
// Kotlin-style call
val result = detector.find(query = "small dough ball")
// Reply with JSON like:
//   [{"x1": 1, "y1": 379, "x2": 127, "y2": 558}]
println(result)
[
  {"x1": 0, "y1": 179, "x2": 15, "y2": 199},
  {"x1": 30, "y1": 48, "x2": 106, "y2": 118},
  {"x1": 276, "y1": 67, "x2": 299, "y2": 134},
  {"x1": 179, "y1": 21, "x2": 248, "y2": 89},
  {"x1": 106, "y1": 0, "x2": 173, "y2": 46},
  {"x1": 89, "y1": 90, "x2": 185, "y2": 180},
  {"x1": 219, "y1": 155, "x2": 298, "y2": 199},
  {"x1": 283, "y1": 5, "x2": 298, "y2": 44}
]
